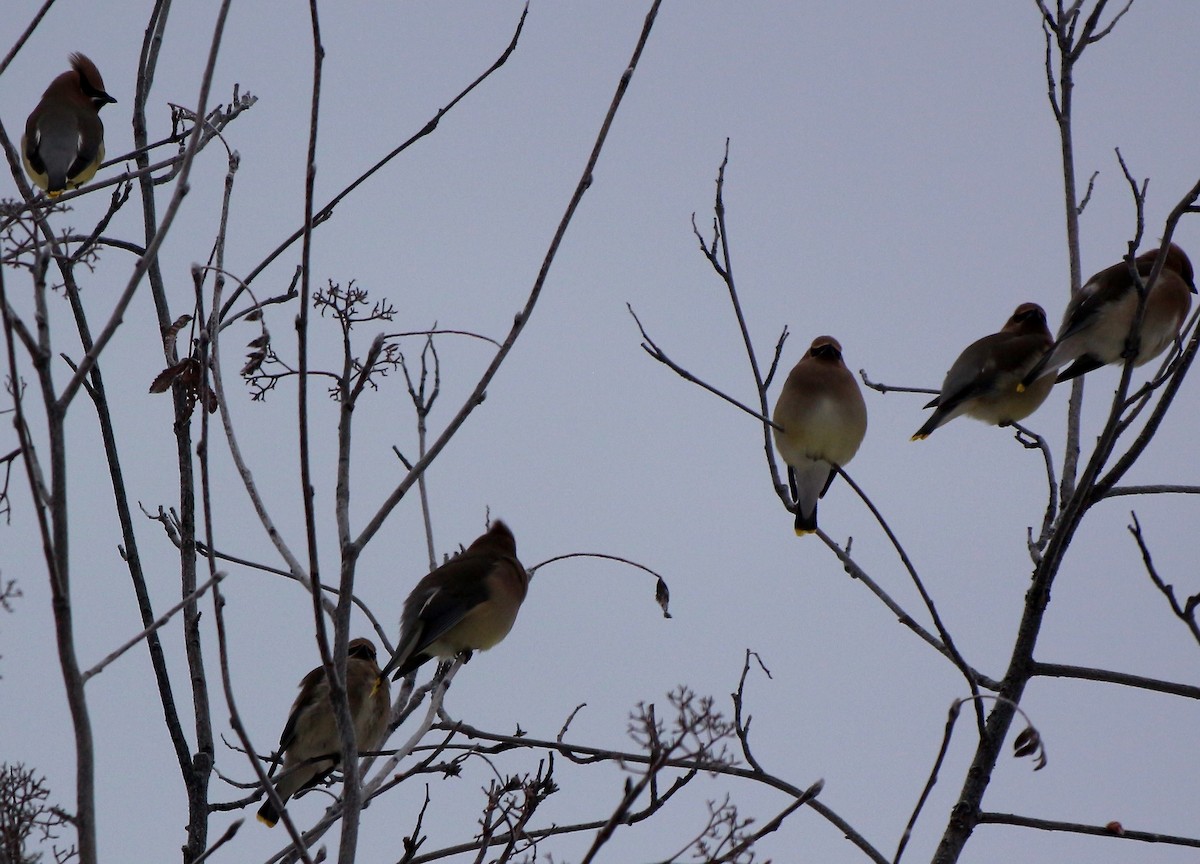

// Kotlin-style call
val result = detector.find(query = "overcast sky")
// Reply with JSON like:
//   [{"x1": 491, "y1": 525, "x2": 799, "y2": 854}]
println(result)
[{"x1": 2, "y1": 3, "x2": 1199, "y2": 863}]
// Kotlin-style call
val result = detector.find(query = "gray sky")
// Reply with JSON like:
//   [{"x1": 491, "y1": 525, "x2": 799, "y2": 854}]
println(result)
[{"x1": 2, "y1": 2, "x2": 1199, "y2": 862}]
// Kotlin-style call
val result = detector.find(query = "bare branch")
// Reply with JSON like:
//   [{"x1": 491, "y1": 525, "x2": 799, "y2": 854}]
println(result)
[
  {"x1": 1010, "y1": 421, "x2": 1058, "y2": 559},
  {"x1": 81, "y1": 573, "x2": 224, "y2": 683},
  {"x1": 528, "y1": 551, "x2": 672, "y2": 619},
  {"x1": 836, "y1": 467, "x2": 987, "y2": 733},
  {"x1": 352, "y1": 0, "x2": 664, "y2": 553},
  {"x1": 977, "y1": 812, "x2": 1200, "y2": 848},
  {"x1": 226, "y1": 5, "x2": 531, "y2": 316},
  {"x1": 1031, "y1": 661, "x2": 1200, "y2": 699},
  {"x1": 1127, "y1": 513, "x2": 1200, "y2": 647},
  {"x1": 858, "y1": 369, "x2": 939, "y2": 397},
  {"x1": 628, "y1": 303, "x2": 778, "y2": 427},
  {"x1": 1104, "y1": 484, "x2": 1200, "y2": 498}
]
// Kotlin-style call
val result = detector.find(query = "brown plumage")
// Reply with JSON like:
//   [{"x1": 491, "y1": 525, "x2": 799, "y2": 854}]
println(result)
[
  {"x1": 912, "y1": 303, "x2": 1054, "y2": 440},
  {"x1": 772, "y1": 336, "x2": 868, "y2": 535},
  {"x1": 256, "y1": 638, "x2": 390, "y2": 828},
  {"x1": 1022, "y1": 244, "x2": 1196, "y2": 387},
  {"x1": 381, "y1": 520, "x2": 529, "y2": 680},
  {"x1": 22, "y1": 53, "x2": 117, "y2": 197}
]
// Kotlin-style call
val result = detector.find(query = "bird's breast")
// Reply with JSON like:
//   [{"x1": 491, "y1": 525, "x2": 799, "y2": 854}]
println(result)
[
  {"x1": 428, "y1": 599, "x2": 518, "y2": 657},
  {"x1": 773, "y1": 394, "x2": 865, "y2": 466}
]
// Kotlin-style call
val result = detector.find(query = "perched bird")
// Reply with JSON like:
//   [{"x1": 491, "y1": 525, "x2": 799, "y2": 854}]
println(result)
[
  {"x1": 772, "y1": 336, "x2": 868, "y2": 536},
  {"x1": 257, "y1": 638, "x2": 390, "y2": 828},
  {"x1": 912, "y1": 303, "x2": 1054, "y2": 440},
  {"x1": 1022, "y1": 244, "x2": 1196, "y2": 387},
  {"x1": 381, "y1": 520, "x2": 529, "y2": 681},
  {"x1": 22, "y1": 53, "x2": 117, "y2": 197}
]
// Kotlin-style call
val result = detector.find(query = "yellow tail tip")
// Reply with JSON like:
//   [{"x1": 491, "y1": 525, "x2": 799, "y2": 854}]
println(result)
[
  {"x1": 910, "y1": 433, "x2": 928, "y2": 442},
  {"x1": 256, "y1": 813, "x2": 277, "y2": 828},
  {"x1": 794, "y1": 527, "x2": 815, "y2": 537},
  {"x1": 1015, "y1": 382, "x2": 1026, "y2": 393}
]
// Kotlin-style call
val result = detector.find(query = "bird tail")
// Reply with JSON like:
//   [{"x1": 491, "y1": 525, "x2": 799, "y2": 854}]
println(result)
[
  {"x1": 910, "y1": 412, "x2": 942, "y2": 441},
  {"x1": 790, "y1": 462, "x2": 831, "y2": 536},
  {"x1": 1053, "y1": 356, "x2": 1101, "y2": 383},
  {"x1": 256, "y1": 765, "x2": 310, "y2": 828},
  {"x1": 381, "y1": 630, "x2": 424, "y2": 681},
  {"x1": 1019, "y1": 349, "x2": 1055, "y2": 391},
  {"x1": 793, "y1": 504, "x2": 817, "y2": 536},
  {"x1": 257, "y1": 799, "x2": 281, "y2": 828}
]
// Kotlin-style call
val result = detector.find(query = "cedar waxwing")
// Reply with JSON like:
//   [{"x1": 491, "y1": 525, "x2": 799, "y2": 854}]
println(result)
[
  {"x1": 256, "y1": 638, "x2": 390, "y2": 828},
  {"x1": 771, "y1": 336, "x2": 868, "y2": 536},
  {"x1": 912, "y1": 303, "x2": 1054, "y2": 440},
  {"x1": 22, "y1": 53, "x2": 117, "y2": 197},
  {"x1": 1022, "y1": 244, "x2": 1196, "y2": 387},
  {"x1": 380, "y1": 520, "x2": 529, "y2": 681}
]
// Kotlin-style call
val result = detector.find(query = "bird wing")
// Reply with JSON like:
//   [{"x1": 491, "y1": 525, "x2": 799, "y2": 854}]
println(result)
[
  {"x1": 277, "y1": 666, "x2": 326, "y2": 754},
  {"x1": 384, "y1": 551, "x2": 500, "y2": 679},
  {"x1": 69, "y1": 114, "x2": 103, "y2": 178},
  {"x1": 408, "y1": 554, "x2": 496, "y2": 654},
  {"x1": 1053, "y1": 271, "x2": 1118, "y2": 343},
  {"x1": 930, "y1": 334, "x2": 1006, "y2": 415}
]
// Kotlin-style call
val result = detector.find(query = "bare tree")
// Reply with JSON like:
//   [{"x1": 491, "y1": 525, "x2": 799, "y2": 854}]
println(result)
[
  {"x1": 2, "y1": 2, "x2": 830, "y2": 863},
  {"x1": 633, "y1": 3, "x2": 1200, "y2": 863},
  {"x1": 3, "y1": 2, "x2": 1198, "y2": 863}
]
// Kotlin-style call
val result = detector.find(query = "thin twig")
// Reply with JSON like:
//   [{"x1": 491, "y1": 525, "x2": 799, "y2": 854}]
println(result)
[
  {"x1": 858, "y1": 369, "x2": 939, "y2": 397},
  {"x1": 434, "y1": 719, "x2": 889, "y2": 864},
  {"x1": 81, "y1": 573, "x2": 223, "y2": 683},
  {"x1": 1129, "y1": 513, "x2": 1200, "y2": 646},
  {"x1": 1009, "y1": 421, "x2": 1058, "y2": 558},
  {"x1": 901, "y1": 695, "x2": 1044, "y2": 864},
  {"x1": 225, "y1": 5, "x2": 531, "y2": 315},
  {"x1": 815, "y1": 530, "x2": 1001, "y2": 690},
  {"x1": 628, "y1": 304, "x2": 778, "y2": 427},
  {"x1": 351, "y1": 0, "x2": 663, "y2": 554},
  {"x1": 977, "y1": 812, "x2": 1200, "y2": 847},
  {"x1": 0, "y1": 0, "x2": 57, "y2": 78},
  {"x1": 836, "y1": 467, "x2": 987, "y2": 735},
  {"x1": 1030, "y1": 661, "x2": 1200, "y2": 699},
  {"x1": 528, "y1": 552, "x2": 672, "y2": 619},
  {"x1": 190, "y1": 819, "x2": 244, "y2": 864},
  {"x1": 1104, "y1": 484, "x2": 1200, "y2": 498}
]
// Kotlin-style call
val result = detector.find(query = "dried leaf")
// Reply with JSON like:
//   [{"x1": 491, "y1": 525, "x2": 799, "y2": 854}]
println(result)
[
  {"x1": 241, "y1": 351, "x2": 266, "y2": 376},
  {"x1": 247, "y1": 332, "x2": 270, "y2": 349},
  {"x1": 1013, "y1": 727, "x2": 1038, "y2": 757},
  {"x1": 1013, "y1": 725, "x2": 1047, "y2": 771},
  {"x1": 244, "y1": 309, "x2": 262, "y2": 321},
  {"x1": 149, "y1": 359, "x2": 192, "y2": 393},
  {"x1": 655, "y1": 576, "x2": 672, "y2": 619},
  {"x1": 164, "y1": 314, "x2": 192, "y2": 355},
  {"x1": 1105, "y1": 821, "x2": 1124, "y2": 835},
  {"x1": 148, "y1": 356, "x2": 216, "y2": 419},
  {"x1": 176, "y1": 358, "x2": 200, "y2": 390}
]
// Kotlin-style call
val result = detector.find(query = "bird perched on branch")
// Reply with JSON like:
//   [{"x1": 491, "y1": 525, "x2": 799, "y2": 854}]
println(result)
[
  {"x1": 1021, "y1": 244, "x2": 1196, "y2": 387},
  {"x1": 912, "y1": 303, "x2": 1053, "y2": 440},
  {"x1": 257, "y1": 638, "x2": 390, "y2": 828},
  {"x1": 22, "y1": 53, "x2": 117, "y2": 197},
  {"x1": 381, "y1": 520, "x2": 529, "y2": 680},
  {"x1": 772, "y1": 336, "x2": 867, "y2": 536}
]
